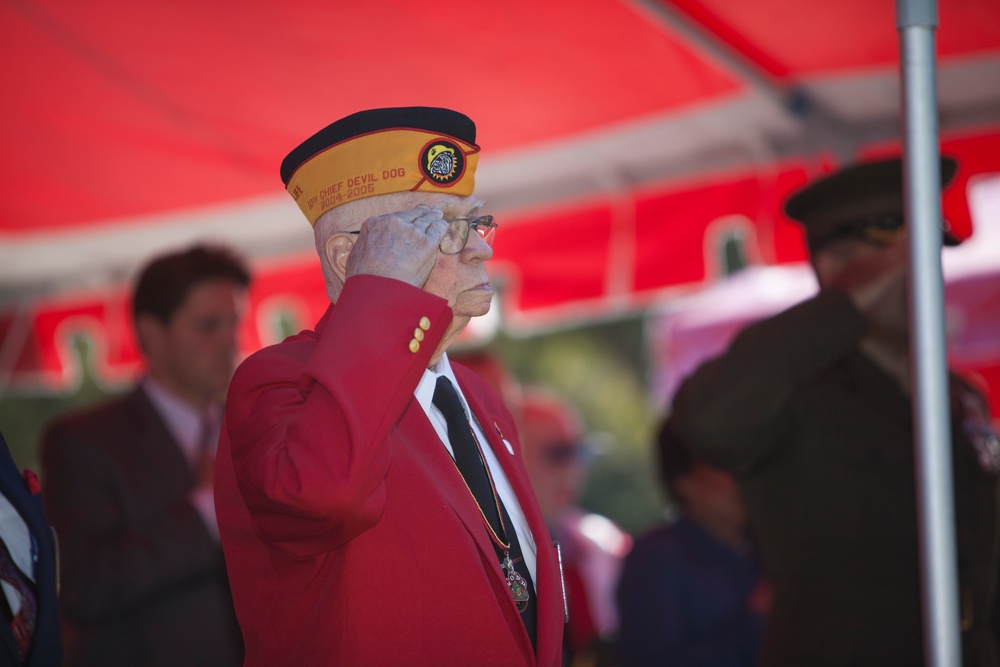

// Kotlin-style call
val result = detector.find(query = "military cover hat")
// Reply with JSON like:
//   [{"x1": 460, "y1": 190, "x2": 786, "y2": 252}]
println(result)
[{"x1": 784, "y1": 156, "x2": 959, "y2": 250}]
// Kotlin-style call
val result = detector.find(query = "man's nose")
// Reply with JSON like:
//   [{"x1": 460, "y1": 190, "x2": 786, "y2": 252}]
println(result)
[{"x1": 462, "y1": 229, "x2": 494, "y2": 261}]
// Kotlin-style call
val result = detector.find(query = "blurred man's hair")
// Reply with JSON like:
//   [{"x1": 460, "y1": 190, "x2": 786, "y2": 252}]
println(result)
[
  {"x1": 655, "y1": 420, "x2": 696, "y2": 502},
  {"x1": 132, "y1": 244, "x2": 251, "y2": 324}
]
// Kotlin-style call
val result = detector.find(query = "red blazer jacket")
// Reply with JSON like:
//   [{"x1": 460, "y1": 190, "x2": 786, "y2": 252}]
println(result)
[{"x1": 216, "y1": 275, "x2": 564, "y2": 666}]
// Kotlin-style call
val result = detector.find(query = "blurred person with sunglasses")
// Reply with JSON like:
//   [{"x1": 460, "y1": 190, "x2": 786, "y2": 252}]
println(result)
[
  {"x1": 214, "y1": 107, "x2": 565, "y2": 666},
  {"x1": 664, "y1": 156, "x2": 1000, "y2": 666},
  {"x1": 519, "y1": 387, "x2": 631, "y2": 667}
]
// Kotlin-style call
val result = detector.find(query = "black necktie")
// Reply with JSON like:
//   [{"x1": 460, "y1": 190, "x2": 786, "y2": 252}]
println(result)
[{"x1": 433, "y1": 376, "x2": 537, "y2": 649}]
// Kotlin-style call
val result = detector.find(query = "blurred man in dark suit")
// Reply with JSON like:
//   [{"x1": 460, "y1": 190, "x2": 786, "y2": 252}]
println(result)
[{"x1": 41, "y1": 244, "x2": 249, "y2": 667}]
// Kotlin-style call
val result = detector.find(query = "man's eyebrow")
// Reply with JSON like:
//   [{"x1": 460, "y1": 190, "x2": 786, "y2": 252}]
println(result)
[
  {"x1": 463, "y1": 200, "x2": 485, "y2": 216},
  {"x1": 437, "y1": 199, "x2": 484, "y2": 218}
]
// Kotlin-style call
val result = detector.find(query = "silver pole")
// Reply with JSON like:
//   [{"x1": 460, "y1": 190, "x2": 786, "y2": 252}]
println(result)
[{"x1": 897, "y1": 1, "x2": 962, "y2": 665}]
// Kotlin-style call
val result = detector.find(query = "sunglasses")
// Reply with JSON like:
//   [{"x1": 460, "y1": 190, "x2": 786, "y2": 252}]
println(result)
[
  {"x1": 540, "y1": 441, "x2": 591, "y2": 466},
  {"x1": 824, "y1": 214, "x2": 905, "y2": 247}
]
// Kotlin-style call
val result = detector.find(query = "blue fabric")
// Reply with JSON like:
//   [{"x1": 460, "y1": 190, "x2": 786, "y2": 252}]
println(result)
[
  {"x1": 0, "y1": 432, "x2": 62, "y2": 667},
  {"x1": 616, "y1": 514, "x2": 765, "y2": 667}
]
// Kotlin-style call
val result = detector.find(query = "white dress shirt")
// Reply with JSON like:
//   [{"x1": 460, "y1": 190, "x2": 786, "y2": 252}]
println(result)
[
  {"x1": 142, "y1": 377, "x2": 222, "y2": 540},
  {"x1": 0, "y1": 493, "x2": 33, "y2": 615}
]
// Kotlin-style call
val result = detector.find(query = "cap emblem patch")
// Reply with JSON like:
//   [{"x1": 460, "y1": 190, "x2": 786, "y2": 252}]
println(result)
[{"x1": 421, "y1": 139, "x2": 465, "y2": 185}]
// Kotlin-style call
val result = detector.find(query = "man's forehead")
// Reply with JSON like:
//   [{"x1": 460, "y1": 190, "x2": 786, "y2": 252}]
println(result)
[
  {"x1": 325, "y1": 191, "x2": 484, "y2": 230},
  {"x1": 407, "y1": 193, "x2": 483, "y2": 215},
  {"x1": 175, "y1": 279, "x2": 245, "y2": 312}
]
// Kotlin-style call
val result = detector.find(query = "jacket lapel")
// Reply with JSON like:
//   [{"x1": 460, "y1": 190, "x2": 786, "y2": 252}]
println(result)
[
  {"x1": 458, "y1": 377, "x2": 563, "y2": 667},
  {"x1": 403, "y1": 395, "x2": 538, "y2": 663},
  {"x1": 0, "y1": 443, "x2": 42, "y2": 663},
  {"x1": 0, "y1": 469, "x2": 51, "y2": 594},
  {"x1": 131, "y1": 388, "x2": 198, "y2": 490},
  {"x1": 401, "y1": 405, "x2": 506, "y2": 577}
]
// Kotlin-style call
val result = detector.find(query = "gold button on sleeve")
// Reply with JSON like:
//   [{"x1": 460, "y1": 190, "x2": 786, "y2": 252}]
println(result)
[
  {"x1": 408, "y1": 339, "x2": 420, "y2": 353},
  {"x1": 419, "y1": 317, "x2": 431, "y2": 331},
  {"x1": 413, "y1": 328, "x2": 425, "y2": 342}
]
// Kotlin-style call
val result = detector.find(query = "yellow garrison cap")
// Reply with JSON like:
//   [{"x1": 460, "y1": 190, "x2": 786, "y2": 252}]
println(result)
[{"x1": 280, "y1": 107, "x2": 480, "y2": 226}]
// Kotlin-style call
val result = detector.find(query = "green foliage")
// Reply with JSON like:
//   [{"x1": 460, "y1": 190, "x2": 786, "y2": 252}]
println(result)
[
  {"x1": 0, "y1": 335, "x2": 125, "y2": 474},
  {"x1": 490, "y1": 317, "x2": 666, "y2": 536}
]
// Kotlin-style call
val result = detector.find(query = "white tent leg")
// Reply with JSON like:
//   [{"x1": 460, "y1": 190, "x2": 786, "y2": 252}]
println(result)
[{"x1": 897, "y1": 1, "x2": 962, "y2": 665}]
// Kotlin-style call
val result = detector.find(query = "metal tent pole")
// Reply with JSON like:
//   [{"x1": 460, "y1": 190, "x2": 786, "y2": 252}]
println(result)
[{"x1": 897, "y1": 1, "x2": 962, "y2": 665}]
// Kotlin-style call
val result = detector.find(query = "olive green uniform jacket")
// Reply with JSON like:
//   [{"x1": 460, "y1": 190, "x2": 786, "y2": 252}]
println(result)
[{"x1": 668, "y1": 290, "x2": 1000, "y2": 666}]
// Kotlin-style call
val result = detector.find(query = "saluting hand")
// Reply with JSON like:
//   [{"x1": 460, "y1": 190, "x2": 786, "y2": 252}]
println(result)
[
  {"x1": 817, "y1": 233, "x2": 908, "y2": 318},
  {"x1": 345, "y1": 205, "x2": 448, "y2": 288}
]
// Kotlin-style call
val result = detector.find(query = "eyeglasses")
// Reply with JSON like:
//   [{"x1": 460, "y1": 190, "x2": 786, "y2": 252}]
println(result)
[
  {"x1": 813, "y1": 213, "x2": 961, "y2": 250},
  {"x1": 347, "y1": 215, "x2": 498, "y2": 255},
  {"x1": 814, "y1": 214, "x2": 904, "y2": 249},
  {"x1": 439, "y1": 215, "x2": 498, "y2": 254}
]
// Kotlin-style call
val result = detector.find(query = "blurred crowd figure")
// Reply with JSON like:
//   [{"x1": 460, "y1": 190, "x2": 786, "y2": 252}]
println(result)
[
  {"x1": 40, "y1": 245, "x2": 248, "y2": 667},
  {"x1": 616, "y1": 421, "x2": 767, "y2": 667},
  {"x1": 519, "y1": 387, "x2": 632, "y2": 666},
  {"x1": 0, "y1": 430, "x2": 61, "y2": 666},
  {"x1": 665, "y1": 157, "x2": 1000, "y2": 665}
]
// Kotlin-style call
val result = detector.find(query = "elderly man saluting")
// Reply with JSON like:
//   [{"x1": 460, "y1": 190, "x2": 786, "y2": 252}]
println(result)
[{"x1": 215, "y1": 107, "x2": 564, "y2": 666}]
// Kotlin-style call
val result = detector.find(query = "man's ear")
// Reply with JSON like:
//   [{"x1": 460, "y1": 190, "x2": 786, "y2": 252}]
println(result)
[{"x1": 324, "y1": 234, "x2": 355, "y2": 285}]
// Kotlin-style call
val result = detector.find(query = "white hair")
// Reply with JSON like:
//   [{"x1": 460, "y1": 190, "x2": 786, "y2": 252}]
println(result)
[{"x1": 313, "y1": 195, "x2": 388, "y2": 302}]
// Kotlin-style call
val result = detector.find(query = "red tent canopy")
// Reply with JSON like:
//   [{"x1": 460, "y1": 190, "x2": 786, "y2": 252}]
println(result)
[{"x1": 2, "y1": 0, "x2": 999, "y2": 391}]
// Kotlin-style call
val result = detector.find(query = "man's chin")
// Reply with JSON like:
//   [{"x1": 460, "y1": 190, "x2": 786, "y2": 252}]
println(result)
[
  {"x1": 453, "y1": 294, "x2": 493, "y2": 319},
  {"x1": 208, "y1": 370, "x2": 235, "y2": 396}
]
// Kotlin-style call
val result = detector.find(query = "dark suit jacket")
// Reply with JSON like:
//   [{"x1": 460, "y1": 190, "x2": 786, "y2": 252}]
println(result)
[
  {"x1": 0, "y1": 433, "x2": 61, "y2": 667},
  {"x1": 216, "y1": 275, "x2": 564, "y2": 666},
  {"x1": 669, "y1": 290, "x2": 1000, "y2": 667},
  {"x1": 41, "y1": 386, "x2": 243, "y2": 667}
]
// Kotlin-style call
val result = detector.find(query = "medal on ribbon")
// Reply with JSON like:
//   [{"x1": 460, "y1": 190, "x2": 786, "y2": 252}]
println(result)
[
  {"x1": 502, "y1": 553, "x2": 531, "y2": 612},
  {"x1": 956, "y1": 381, "x2": 1000, "y2": 474}
]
